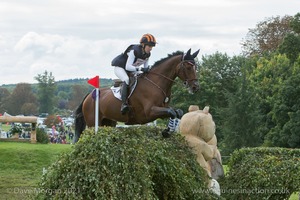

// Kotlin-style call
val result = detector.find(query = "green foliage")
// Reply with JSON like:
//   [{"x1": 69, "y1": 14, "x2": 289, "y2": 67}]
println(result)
[
  {"x1": 44, "y1": 115, "x2": 61, "y2": 128},
  {"x1": 278, "y1": 13, "x2": 300, "y2": 63},
  {"x1": 198, "y1": 53, "x2": 244, "y2": 141},
  {"x1": 36, "y1": 128, "x2": 49, "y2": 144},
  {"x1": 4, "y1": 83, "x2": 38, "y2": 115},
  {"x1": 38, "y1": 126, "x2": 219, "y2": 200},
  {"x1": 241, "y1": 15, "x2": 293, "y2": 56},
  {"x1": 278, "y1": 33, "x2": 300, "y2": 63},
  {"x1": 35, "y1": 70, "x2": 57, "y2": 114},
  {"x1": 220, "y1": 147, "x2": 300, "y2": 199},
  {"x1": 265, "y1": 71, "x2": 300, "y2": 147},
  {"x1": 246, "y1": 54, "x2": 300, "y2": 148},
  {"x1": 10, "y1": 124, "x2": 22, "y2": 134},
  {"x1": 290, "y1": 12, "x2": 300, "y2": 34}
]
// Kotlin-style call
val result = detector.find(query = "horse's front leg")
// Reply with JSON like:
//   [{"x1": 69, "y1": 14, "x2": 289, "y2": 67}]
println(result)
[{"x1": 150, "y1": 106, "x2": 183, "y2": 119}]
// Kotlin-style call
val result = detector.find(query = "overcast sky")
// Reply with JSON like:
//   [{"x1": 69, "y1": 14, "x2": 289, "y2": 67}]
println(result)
[{"x1": 0, "y1": 0, "x2": 299, "y2": 85}]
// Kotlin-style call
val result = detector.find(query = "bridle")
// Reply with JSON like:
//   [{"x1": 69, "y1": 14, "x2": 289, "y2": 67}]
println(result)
[
  {"x1": 178, "y1": 60, "x2": 199, "y2": 85},
  {"x1": 143, "y1": 59, "x2": 198, "y2": 100}
]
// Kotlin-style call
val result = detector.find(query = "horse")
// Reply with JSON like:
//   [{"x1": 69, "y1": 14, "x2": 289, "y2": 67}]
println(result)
[{"x1": 74, "y1": 48, "x2": 200, "y2": 142}]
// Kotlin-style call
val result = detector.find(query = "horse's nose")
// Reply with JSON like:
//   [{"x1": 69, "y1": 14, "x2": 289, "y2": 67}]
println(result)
[{"x1": 192, "y1": 81, "x2": 200, "y2": 93}]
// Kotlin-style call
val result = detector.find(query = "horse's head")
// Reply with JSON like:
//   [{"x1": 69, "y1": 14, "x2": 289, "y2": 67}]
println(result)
[{"x1": 176, "y1": 49, "x2": 200, "y2": 94}]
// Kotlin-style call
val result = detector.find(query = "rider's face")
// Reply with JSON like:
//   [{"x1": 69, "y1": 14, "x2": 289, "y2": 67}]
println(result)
[{"x1": 144, "y1": 45, "x2": 153, "y2": 54}]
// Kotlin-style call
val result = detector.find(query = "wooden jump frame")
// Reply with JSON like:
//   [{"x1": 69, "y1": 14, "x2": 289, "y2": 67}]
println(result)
[{"x1": 0, "y1": 116, "x2": 38, "y2": 143}]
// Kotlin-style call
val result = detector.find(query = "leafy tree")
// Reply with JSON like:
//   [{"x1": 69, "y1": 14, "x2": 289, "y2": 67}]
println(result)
[
  {"x1": 242, "y1": 15, "x2": 293, "y2": 56},
  {"x1": 220, "y1": 58, "x2": 263, "y2": 154},
  {"x1": 278, "y1": 33, "x2": 300, "y2": 63},
  {"x1": 279, "y1": 13, "x2": 300, "y2": 63},
  {"x1": 0, "y1": 87, "x2": 10, "y2": 113},
  {"x1": 246, "y1": 54, "x2": 299, "y2": 147},
  {"x1": 21, "y1": 103, "x2": 38, "y2": 115},
  {"x1": 290, "y1": 12, "x2": 300, "y2": 33},
  {"x1": 4, "y1": 83, "x2": 38, "y2": 115},
  {"x1": 44, "y1": 114, "x2": 62, "y2": 128},
  {"x1": 198, "y1": 53, "x2": 244, "y2": 140},
  {"x1": 67, "y1": 84, "x2": 89, "y2": 110},
  {"x1": 265, "y1": 61, "x2": 300, "y2": 148},
  {"x1": 35, "y1": 71, "x2": 57, "y2": 114},
  {"x1": 56, "y1": 91, "x2": 69, "y2": 110}
]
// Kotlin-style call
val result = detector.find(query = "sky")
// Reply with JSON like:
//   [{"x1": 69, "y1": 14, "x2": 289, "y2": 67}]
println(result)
[{"x1": 0, "y1": 0, "x2": 299, "y2": 85}]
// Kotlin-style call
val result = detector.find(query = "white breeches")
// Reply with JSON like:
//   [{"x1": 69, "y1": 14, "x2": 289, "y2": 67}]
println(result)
[{"x1": 114, "y1": 67, "x2": 129, "y2": 85}]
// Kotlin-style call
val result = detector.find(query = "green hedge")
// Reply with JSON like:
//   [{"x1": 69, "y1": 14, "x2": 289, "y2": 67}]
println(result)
[
  {"x1": 219, "y1": 147, "x2": 300, "y2": 200},
  {"x1": 37, "y1": 126, "x2": 219, "y2": 200},
  {"x1": 36, "y1": 128, "x2": 49, "y2": 144}
]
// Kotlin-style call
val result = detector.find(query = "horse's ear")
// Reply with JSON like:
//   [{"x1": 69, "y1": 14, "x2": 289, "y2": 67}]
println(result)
[
  {"x1": 192, "y1": 49, "x2": 200, "y2": 58},
  {"x1": 186, "y1": 48, "x2": 191, "y2": 56}
]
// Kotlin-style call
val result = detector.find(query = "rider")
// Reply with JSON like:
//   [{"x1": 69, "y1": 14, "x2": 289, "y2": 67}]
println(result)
[{"x1": 111, "y1": 33, "x2": 157, "y2": 114}]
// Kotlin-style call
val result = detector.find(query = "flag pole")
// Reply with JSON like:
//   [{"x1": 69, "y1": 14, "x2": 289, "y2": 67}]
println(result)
[
  {"x1": 95, "y1": 87, "x2": 99, "y2": 133},
  {"x1": 87, "y1": 75, "x2": 100, "y2": 134}
]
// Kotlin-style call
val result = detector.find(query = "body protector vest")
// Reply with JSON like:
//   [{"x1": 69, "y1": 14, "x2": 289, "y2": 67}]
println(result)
[{"x1": 111, "y1": 44, "x2": 151, "y2": 69}]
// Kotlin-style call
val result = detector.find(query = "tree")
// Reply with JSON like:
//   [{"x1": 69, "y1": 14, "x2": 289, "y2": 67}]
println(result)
[
  {"x1": 279, "y1": 13, "x2": 300, "y2": 63},
  {"x1": 242, "y1": 15, "x2": 293, "y2": 56},
  {"x1": 290, "y1": 12, "x2": 300, "y2": 33},
  {"x1": 56, "y1": 91, "x2": 69, "y2": 110},
  {"x1": 265, "y1": 60, "x2": 300, "y2": 148},
  {"x1": 246, "y1": 54, "x2": 299, "y2": 147},
  {"x1": 4, "y1": 83, "x2": 38, "y2": 115},
  {"x1": 67, "y1": 84, "x2": 89, "y2": 110},
  {"x1": 198, "y1": 53, "x2": 244, "y2": 140},
  {"x1": 35, "y1": 71, "x2": 57, "y2": 114},
  {"x1": 220, "y1": 58, "x2": 263, "y2": 154},
  {"x1": 0, "y1": 87, "x2": 10, "y2": 113}
]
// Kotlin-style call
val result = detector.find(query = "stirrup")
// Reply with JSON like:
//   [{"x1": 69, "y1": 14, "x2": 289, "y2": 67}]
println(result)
[{"x1": 121, "y1": 103, "x2": 129, "y2": 114}]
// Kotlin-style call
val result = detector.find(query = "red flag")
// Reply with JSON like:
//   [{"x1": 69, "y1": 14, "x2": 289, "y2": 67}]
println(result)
[{"x1": 87, "y1": 76, "x2": 100, "y2": 88}]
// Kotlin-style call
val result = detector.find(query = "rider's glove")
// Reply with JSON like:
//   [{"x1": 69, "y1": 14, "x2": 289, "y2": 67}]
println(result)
[{"x1": 141, "y1": 66, "x2": 150, "y2": 73}]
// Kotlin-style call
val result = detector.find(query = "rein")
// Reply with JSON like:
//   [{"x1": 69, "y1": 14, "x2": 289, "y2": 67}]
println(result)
[
  {"x1": 148, "y1": 71, "x2": 176, "y2": 83},
  {"x1": 144, "y1": 76, "x2": 168, "y2": 98}
]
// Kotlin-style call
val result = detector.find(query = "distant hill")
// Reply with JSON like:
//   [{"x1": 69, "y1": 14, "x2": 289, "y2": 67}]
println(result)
[{"x1": 1, "y1": 78, "x2": 115, "y2": 92}]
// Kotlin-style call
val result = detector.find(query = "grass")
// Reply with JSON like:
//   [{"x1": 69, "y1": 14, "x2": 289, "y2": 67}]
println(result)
[
  {"x1": 0, "y1": 142, "x2": 72, "y2": 199},
  {"x1": 0, "y1": 123, "x2": 11, "y2": 132}
]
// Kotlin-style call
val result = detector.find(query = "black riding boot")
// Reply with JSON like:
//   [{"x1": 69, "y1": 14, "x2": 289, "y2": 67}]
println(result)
[{"x1": 120, "y1": 82, "x2": 129, "y2": 114}]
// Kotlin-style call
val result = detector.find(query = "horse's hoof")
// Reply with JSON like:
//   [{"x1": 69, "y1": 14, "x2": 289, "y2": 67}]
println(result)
[
  {"x1": 175, "y1": 109, "x2": 184, "y2": 119},
  {"x1": 162, "y1": 129, "x2": 171, "y2": 138},
  {"x1": 167, "y1": 109, "x2": 177, "y2": 119}
]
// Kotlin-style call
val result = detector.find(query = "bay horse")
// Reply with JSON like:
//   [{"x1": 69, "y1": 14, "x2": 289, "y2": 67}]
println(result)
[{"x1": 74, "y1": 49, "x2": 200, "y2": 142}]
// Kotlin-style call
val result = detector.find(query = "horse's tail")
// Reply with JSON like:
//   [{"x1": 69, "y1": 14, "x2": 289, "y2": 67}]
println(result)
[{"x1": 74, "y1": 94, "x2": 88, "y2": 143}]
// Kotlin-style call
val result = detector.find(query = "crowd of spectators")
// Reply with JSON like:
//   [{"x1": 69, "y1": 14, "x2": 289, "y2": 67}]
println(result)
[{"x1": 48, "y1": 124, "x2": 74, "y2": 144}]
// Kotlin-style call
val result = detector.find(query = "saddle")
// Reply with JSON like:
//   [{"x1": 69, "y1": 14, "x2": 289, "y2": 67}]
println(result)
[{"x1": 111, "y1": 74, "x2": 139, "y2": 101}]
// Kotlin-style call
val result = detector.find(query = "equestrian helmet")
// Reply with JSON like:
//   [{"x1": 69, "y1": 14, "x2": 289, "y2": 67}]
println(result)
[{"x1": 140, "y1": 33, "x2": 156, "y2": 47}]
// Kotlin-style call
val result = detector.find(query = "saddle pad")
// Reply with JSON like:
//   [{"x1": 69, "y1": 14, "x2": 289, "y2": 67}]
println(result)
[{"x1": 111, "y1": 86, "x2": 122, "y2": 101}]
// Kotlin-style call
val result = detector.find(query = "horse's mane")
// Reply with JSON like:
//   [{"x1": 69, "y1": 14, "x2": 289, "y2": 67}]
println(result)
[{"x1": 152, "y1": 51, "x2": 183, "y2": 68}]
